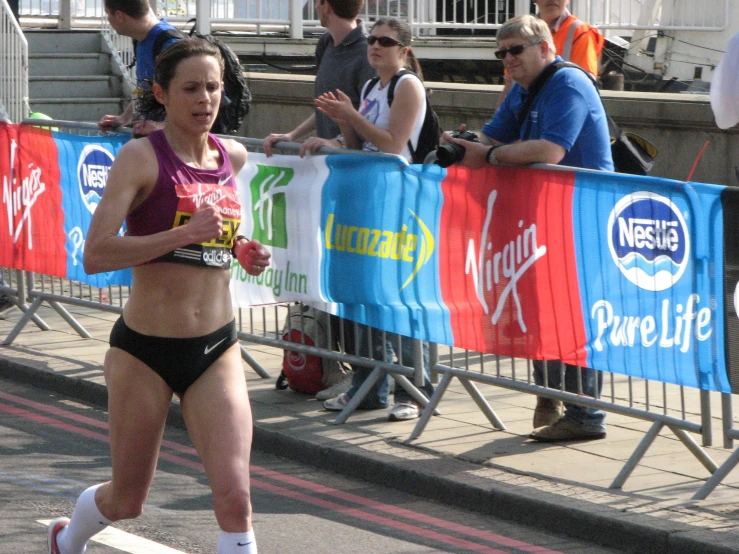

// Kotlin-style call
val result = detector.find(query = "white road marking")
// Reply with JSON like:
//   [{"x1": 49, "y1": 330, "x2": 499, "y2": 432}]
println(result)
[{"x1": 37, "y1": 519, "x2": 187, "y2": 553}]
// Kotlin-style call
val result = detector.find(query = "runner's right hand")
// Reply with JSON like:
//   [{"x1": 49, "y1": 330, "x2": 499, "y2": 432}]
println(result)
[{"x1": 186, "y1": 203, "x2": 223, "y2": 244}]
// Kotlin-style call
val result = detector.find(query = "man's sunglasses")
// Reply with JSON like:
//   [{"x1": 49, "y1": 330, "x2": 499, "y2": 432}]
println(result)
[
  {"x1": 494, "y1": 40, "x2": 542, "y2": 60},
  {"x1": 368, "y1": 35, "x2": 405, "y2": 48}
]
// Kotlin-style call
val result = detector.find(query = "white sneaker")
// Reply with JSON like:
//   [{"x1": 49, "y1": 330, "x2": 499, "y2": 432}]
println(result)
[
  {"x1": 323, "y1": 392, "x2": 351, "y2": 411},
  {"x1": 47, "y1": 517, "x2": 70, "y2": 554},
  {"x1": 315, "y1": 374, "x2": 352, "y2": 401},
  {"x1": 388, "y1": 401, "x2": 420, "y2": 422}
]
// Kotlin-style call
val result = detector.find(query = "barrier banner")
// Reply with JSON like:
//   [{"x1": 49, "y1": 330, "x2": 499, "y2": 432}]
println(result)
[
  {"x1": 235, "y1": 153, "x2": 730, "y2": 392},
  {"x1": 0, "y1": 124, "x2": 65, "y2": 276},
  {"x1": 55, "y1": 132, "x2": 132, "y2": 287},
  {"x1": 229, "y1": 152, "x2": 328, "y2": 307},
  {"x1": 0, "y1": 123, "x2": 732, "y2": 393},
  {"x1": 573, "y1": 175, "x2": 727, "y2": 392},
  {"x1": 0, "y1": 123, "x2": 130, "y2": 286}
]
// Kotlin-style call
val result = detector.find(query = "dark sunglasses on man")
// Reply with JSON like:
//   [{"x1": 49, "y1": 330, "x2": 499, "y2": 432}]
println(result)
[
  {"x1": 494, "y1": 40, "x2": 542, "y2": 60},
  {"x1": 367, "y1": 35, "x2": 405, "y2": 48}
]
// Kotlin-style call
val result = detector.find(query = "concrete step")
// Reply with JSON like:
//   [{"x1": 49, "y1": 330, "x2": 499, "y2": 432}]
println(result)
[
  {"x1": 28, "y1": 98, "x2": 125, "y2": 123},
  {"x1": 24, "y1": 30, "x2": 104, "y2": 54},
  {"x1": 29, "y1": 75, "x2": 124, "y2": 98},
  {"x1": 29, "y1": 53, "x2": 113, "y2": 77}
]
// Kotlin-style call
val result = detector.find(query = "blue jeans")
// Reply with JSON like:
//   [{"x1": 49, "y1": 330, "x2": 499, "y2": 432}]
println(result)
[
  {"x1": 346, "y1": 324, "x2": 434, "y2": 409},
  {"x1": 532, "y1": 360, "x2": 606, "y2": 431}
]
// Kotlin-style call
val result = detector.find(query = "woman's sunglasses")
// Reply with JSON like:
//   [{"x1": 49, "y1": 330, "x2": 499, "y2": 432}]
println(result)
[
  {"x1": 494, "y1": 40, "x2": 542, "y2": 60},
  {"x1": 368, "y1": 35, "x2": 405, "y2": 48}
]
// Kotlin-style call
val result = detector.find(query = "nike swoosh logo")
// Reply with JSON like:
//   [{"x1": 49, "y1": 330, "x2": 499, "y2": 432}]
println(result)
[
  {"x1": 218, "y1": 174, "x2": 233, "y2": 186},
  {"x1": 204, "y1": 337, "x2": 227, "y2": 355},
  {"x1": 237, "y1": 542, "x2": 249, "y2": 546}
]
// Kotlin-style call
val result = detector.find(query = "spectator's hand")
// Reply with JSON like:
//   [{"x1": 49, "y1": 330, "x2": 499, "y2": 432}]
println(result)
[
  {"x1": 440, "y1": 123, "x2": 469, "y2": 145},
  {"x1": 445, "y1": 132, "x2": 491, "y2": 170},
  {"x1": 186, "y1": 203, "x2": 223, "y2": 244},
  {"x1": 132, "y1": 120, "x2": 162, "y2": 138},
  {"x1": 314, "y1": 90, "x2": 354, "y2": 124},
  {"x1": 234, "y1": 239, "x2": 271, "y2": 276},
  {"x1": 298, "y1": 137, "x2": 338, "y2": 158},
  {"x1": 98, "y1": 114, "x2": 123, "y2": 132},
  {"x1": 263, "y1": 132, "x2": 292, "y2": 158}
]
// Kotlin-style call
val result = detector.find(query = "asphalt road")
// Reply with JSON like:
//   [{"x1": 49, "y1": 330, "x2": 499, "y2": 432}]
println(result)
[{"x1": 0, "y1": 377, "x2": 624, "y2": 554}]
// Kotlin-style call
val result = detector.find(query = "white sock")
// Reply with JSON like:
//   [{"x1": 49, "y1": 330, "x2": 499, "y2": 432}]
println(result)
[
  {"x1": 57, "y1": 484, "x2": 112, "y2": 554},
  {"x1": 217, "y1": 529, "x2": 257, "y2": 553}
]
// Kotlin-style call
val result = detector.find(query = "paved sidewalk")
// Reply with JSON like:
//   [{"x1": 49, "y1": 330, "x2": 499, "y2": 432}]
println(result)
[{"x1": 2, "y1": 303, "x2": 739, "y2": 554}]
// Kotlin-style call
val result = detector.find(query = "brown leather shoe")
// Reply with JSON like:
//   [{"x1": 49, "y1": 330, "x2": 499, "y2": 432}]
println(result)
[
  {"x1": 533, "y1": 397, "x2": 563, "y2": 428},
  {"x1": 529, "y1": 418, "x2": 606, "y2": 443}
]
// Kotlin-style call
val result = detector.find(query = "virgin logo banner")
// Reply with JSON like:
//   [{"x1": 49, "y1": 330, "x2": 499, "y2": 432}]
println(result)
[
  {"x1": 0, "y1": 122, "x2": 732, "y2": 393},
  {"x1": 0, "y1": 124, "x2": 65, "y2": 276},
  {"x1": 439, "y1": 164, "x2": 586, "y2": 365}
]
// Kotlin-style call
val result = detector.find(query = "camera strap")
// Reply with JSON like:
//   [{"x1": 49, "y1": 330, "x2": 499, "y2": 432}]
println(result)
[{"x1": 516, "y1": 61, "x2": 566, "y2": 126}]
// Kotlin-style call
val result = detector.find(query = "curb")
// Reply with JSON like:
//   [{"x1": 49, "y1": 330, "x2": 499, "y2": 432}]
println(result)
[{"x1": 2, "y1": 357, "x2": 738, "y2": 554}]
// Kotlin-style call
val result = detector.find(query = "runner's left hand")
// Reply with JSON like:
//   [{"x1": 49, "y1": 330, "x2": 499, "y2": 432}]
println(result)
[{"x1": 234, "y1": 239, "x2": 271, "y2": 276}]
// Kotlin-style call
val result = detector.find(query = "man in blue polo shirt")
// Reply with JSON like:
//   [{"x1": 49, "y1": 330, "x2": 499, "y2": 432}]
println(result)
[
  {"x1": 98, "y1": 0, "x2": 180, "y2": 137},
  {"x1": 443, "y1": 14, "x2": 612, "y2": 442}
]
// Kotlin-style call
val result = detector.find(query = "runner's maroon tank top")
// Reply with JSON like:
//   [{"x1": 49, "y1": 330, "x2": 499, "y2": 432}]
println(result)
[{"x1": 126, "y1": 130, "x2": 242, "y2": 268}]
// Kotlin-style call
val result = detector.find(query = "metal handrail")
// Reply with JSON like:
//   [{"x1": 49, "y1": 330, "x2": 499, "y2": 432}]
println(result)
[
  {"x1": 0, "y1": 0, "x2": 29, "y2": 123},
  {"x1": 17, "y1": 0, "x2": 731, "y2": 38}
]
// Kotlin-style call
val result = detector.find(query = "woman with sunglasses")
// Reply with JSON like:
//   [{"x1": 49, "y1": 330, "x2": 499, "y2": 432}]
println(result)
[
  {"x1": 313, "y1": 17, "x2": 435, "y2": 422},
  {"x1": 312, "y1": 17, "x2": 426, "y2": 163}
]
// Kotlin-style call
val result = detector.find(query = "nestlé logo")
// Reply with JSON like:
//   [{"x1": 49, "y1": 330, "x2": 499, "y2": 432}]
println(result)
[
  {"x1": 77, "y1": 144, "x2": 114, "y2": 214},
  {"x1": 607, "y1": 191, "x2": 689, "y2": 292}
]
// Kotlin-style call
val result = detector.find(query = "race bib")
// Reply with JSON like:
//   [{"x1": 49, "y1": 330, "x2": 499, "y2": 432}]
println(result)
[{"x1": 162, "y1": 183, "x2": 241, "y2": 269}]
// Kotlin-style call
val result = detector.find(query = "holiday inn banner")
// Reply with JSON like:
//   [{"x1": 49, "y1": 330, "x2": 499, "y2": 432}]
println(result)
[{"x1": 1, "y1": 122, "x2": 735, "y2": 393}]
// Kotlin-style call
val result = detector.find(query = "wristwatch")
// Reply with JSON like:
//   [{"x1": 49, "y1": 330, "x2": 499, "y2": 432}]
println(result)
[{"x1": 486, "y1": 144, "x2": 503, "y2": 165}]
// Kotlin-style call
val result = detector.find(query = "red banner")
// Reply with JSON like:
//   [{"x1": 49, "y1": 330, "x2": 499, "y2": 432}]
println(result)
[
  {"x1": 439, "y1": 165, "x2": 587, "y2": 364},
  {"x1": 0, "y1": 123, "x2": 65, "y2": 276}
]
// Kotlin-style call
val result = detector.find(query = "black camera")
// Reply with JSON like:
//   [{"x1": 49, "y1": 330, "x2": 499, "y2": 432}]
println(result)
[{"x1": 435, "y1": 130, "x2": 480, "y2": 168}]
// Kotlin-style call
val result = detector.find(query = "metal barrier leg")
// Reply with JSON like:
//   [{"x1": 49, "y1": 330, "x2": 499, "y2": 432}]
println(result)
[
  {"x1": 332, "y1": 365, "x2": 384, "y2": 424},
  {"x1": 610, "y1": 421, "x2": 664, "y2": 490},
  {"x1": 722, "y1": 393, "x2": 733, "y2": 449},
  {"x1": 408, "y1": 371, "x2": 452, "y2": 441},
  {"x1": 429, "y1": 342, "x2": 439, "y2": 385},
  {"x1": 700, "y1": 389, "x2": 712, "y2": 447},
  {"x1": 458, "y1": 377, "x2": 506, "y2": 431},
  {"x1": 240, "y1": 345, "x2": 271, "y2": 378},
  {"x1": 22, "y1": 303, "x2": 49, "y2": 331},
  {"x1": 393, "y1": 373, "x2": 441, "y2": 416},
  {"x1": 49, "y1": 300, "x2": 92, "y2": 339},
  {"x1": 692, "y1": 447, "x2": 739, "y2": 500},
  {"x1": 667, "y1": 425, "x2": 718, "y2": 474},
  {"x1": 3, "y1": 296, "x2": 47, "y2": 345}
]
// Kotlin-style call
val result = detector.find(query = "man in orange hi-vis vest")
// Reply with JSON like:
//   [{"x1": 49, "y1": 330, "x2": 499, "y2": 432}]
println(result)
[{"x1": 495, "y1": 0, "x2": 604, "y2": 109}]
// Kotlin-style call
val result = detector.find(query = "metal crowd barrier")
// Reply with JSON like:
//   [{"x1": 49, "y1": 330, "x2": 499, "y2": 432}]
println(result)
[
  {"x1": 696, "y1": 393, "x2": 739, "y2": 499},
  {"x1": 245, "y1": 128, "x2": 734, "y2": 498},
  {"x1": 424, "y1": 350, "x2": 718, "y2": 493},
  {"x1": 1, "y1": 119, "x2": 735, "y2": 500}
]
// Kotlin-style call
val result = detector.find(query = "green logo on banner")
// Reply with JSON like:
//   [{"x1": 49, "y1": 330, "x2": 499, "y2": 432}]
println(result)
[{"x1": 249, "y1": 165, "x2": 293, "y2": 248}]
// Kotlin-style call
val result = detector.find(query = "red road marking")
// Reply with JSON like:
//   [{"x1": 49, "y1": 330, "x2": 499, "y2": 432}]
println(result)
[{"x1": 0, "y1": 390, "x2": 563, "y2": 554}]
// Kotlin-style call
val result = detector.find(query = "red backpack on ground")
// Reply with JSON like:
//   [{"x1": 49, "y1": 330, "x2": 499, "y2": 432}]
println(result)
[{"x1": 277, "y1": 304, "x2": 345, "y2": 394}]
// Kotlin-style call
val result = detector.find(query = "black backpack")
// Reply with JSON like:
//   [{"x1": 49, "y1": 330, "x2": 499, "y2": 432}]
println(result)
[
  {"x1": 362, "y1": 69, "x2": 441, "y2": 164},
  {"x1": 134, "y1": 22, "x2": 252, "y2": 135}
]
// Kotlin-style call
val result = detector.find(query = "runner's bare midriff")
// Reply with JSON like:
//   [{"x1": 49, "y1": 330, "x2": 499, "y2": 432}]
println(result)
[{"x1": 123, "y1": 262, "x2": 234, "y2": 337}]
